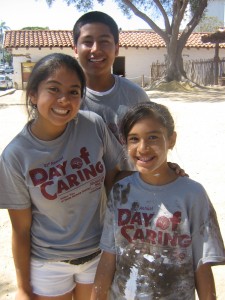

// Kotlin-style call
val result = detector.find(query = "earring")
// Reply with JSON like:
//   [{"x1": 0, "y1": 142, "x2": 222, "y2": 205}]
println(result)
[{"x1": 29, "y1": 99, "x2": 38, "y2": 119}]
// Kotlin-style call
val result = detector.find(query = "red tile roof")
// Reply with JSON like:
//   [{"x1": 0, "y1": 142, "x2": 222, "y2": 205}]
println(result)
[
  {"x1": 4, "y1": 30, "x2": 225, "y2": 49},
  {"x1": 4, "y1": 30, "x2": 73, "y2": 49}
]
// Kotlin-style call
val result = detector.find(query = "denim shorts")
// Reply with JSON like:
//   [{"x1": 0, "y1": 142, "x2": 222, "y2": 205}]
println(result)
[{"x1": 30, "y1": 254, "x2": 101, "y2": 297}]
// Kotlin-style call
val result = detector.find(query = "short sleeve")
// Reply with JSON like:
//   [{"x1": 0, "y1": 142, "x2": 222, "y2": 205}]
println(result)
[
  {"x1": 100, "y1": 194, "x2": 116, "y2": 253},
  {"x1": 137, "y1": 87, "x2": 150, "y2": 103},
  {"x1": 191, "y1": 190, "x2": 225, "y2": 269},
  {"x1": 0, "y1": 155, "x2": 31, "y2": 209},
  {"x1": 96, "y1": 116, "x2": 125, "y2": 171}
]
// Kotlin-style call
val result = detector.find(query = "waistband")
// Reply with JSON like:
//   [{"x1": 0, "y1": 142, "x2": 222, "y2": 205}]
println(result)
[{"x1": 61, "y1": 249, "x2": 101, "y2": 265}]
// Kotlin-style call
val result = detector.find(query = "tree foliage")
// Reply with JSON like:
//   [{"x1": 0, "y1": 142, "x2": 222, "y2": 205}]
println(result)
[
  {"x1": 0, "y1": 21, "x2": 11, "y2": 65},
  {"x1": 21, "y1": 26, "x2": 50, "y2": 30},
  {"x1": 194, "y1": 16, "x2": 223, "y2": 33},
  {"x1": 0, "y1": 21, "x2": 10, "y2": 44},
  {"x1": 44, "y1": 0, "x2": 209, "y2": 82}
]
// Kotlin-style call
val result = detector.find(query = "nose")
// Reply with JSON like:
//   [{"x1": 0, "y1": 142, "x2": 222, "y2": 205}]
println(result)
[
  {"x1": 138, "y1": 139, "x2": 150, "y2": 152},
  {"x1": 90, "y1": 41, "x2": 100, "y2": 53},
  {"x1": 57, "y1": 94, "x2": 69, "y2": 104}
]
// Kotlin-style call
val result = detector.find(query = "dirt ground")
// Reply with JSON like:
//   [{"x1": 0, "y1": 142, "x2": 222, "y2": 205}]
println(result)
[{"x1": 0, "y1": 87, "x2": 224, "y2": 299}]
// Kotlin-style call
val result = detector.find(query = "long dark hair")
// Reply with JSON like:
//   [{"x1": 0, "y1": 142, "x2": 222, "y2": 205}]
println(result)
[{"x1": 26, "y1": 53, "x2": 86, "y2": 119}]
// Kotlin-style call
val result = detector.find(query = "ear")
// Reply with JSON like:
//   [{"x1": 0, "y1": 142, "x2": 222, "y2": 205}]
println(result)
[
  {"x1": 74, "y1": 46, "x2": 79, "y2": 58},
  {"x1": 115, "y1": 43, "x2": 119, "y2": 57},
  {"x1": 29, "y1": 92, "x2": 38, "y2": 105},
  {"x1": 169, "y1": 131, "x2": 177, "y2": 150}
]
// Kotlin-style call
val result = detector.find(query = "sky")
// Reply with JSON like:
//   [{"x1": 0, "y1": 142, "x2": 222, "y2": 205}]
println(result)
[{"x1": 1, "y1": 0, "x2": 153, "y2": 31}]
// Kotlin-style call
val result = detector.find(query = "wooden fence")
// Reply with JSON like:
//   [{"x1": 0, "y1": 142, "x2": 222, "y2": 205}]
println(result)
[{"x1": 150, "y1": 59, "x2": 225, "y2": 86}]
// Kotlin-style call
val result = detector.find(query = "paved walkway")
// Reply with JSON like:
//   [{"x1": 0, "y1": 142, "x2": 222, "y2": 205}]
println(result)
[{"x1": 0, "y1": 88, "x2": 224, "y2": 299}]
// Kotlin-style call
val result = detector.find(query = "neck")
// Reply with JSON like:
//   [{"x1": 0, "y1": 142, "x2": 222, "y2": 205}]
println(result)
[
  {"x1": 86, "y1": 74, "x2": 115, "y2": 92},
  {"x1": 140, "y1": 166, "x2": 178, "y2": 186},
  {"x1": 30, "y1": 120, "x2": 67, "y2": 141}
]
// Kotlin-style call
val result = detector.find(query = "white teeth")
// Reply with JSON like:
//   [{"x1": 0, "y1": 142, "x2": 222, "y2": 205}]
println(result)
[
  {"x1": 52, "y1": 108, "x2": 68, "y2": 115},
  {"x1": 138, "y1": 157, "x2": 153, "y2": 162},
  {"x1": 89, "y1": 58, "x2": 104, "y2": 62}
]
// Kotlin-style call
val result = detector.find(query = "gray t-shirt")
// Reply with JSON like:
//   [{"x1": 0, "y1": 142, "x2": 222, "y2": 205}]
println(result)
[
  {"x1": 0, "y1": 111, "x2": 124, "y2": 261},
  {"x1": 81, "y1": 75, "x2": 150, "y2": 141},
  {"x1": 100, "y1": 173, "x2": 225, "y2": 300}
]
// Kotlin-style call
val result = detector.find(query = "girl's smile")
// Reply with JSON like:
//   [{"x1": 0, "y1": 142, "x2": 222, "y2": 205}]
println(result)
[
  {"x1": 127, "y1": 117, "x2": 177, "y2": 185},
  {"x1": 30, "y1": 66, "x2": 82, "y2": 140}
]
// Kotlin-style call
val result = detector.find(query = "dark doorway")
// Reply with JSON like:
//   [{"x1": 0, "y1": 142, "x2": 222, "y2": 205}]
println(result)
[{"x1": 113, "y1": 56, "x2": 125, "y2": 77}]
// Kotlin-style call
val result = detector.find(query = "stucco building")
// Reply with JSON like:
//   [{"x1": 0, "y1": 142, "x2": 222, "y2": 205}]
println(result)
[{"x1": 4, "y1": 30, "x2": 225, "y2": 89}]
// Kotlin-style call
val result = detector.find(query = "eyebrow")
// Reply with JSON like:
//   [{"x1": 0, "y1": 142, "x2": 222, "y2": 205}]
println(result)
[
  {"x1": 128, "y1": 130, "x2": 162, "y2": 135},
  {"x1": 81, "y1": 33, "x2": 112, "y2": 39},
  {"x1": 46, "y1": 80, "x2": 81, "y2": 88}
]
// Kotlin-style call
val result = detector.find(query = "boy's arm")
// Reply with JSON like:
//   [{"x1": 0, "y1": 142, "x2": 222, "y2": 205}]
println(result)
[
  {"x1": 104, "y1": 165, "x2": 121, "y2": 194},
  {"x1": 91, "y1": 251, "x2": 116, "y2": 300},
  {"x1": 195, "y1": 263, "x2": 216, "y2": 300},
  {"x1": 8, "y1": 208, "x2": 33, "y2": 299},
  {"x1": 168, "y1": 162, "x2": 188, "y2": 176}
]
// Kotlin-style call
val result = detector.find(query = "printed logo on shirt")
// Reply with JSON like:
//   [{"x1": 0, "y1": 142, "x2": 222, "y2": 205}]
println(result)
[
  {"x1": 118, "y1": 208, "x2": 191, "y2": 249},
  {"x1": 29, "y1": 147, "x2": 104, "y2": 201}
]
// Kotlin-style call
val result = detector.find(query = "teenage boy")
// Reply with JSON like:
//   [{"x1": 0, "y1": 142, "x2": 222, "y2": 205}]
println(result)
[
  {"x1": 73, "y1": 11, "x2": 185, "y2": 174},
  {"x1": 73, "y1": 11, "x2": 150, "y2": 140}
]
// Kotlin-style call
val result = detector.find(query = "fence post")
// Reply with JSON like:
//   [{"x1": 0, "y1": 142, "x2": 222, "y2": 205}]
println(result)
[{"x1": 141, "y1": 75, "x2": 145, "y2": 87}]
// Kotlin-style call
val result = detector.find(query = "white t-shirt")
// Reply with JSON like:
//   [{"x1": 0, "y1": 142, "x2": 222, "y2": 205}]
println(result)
[
  {"x1": 100, "y1": 173, "x2": 225, "y2": 300},
  {"x1": 0, "y1": 111, "x2": 124, "y2": 261}
]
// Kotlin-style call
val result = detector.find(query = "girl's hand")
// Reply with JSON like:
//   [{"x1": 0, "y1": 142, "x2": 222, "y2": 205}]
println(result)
[{"x1": 168, "y1": 162, "x2": 189, "y2": 177}]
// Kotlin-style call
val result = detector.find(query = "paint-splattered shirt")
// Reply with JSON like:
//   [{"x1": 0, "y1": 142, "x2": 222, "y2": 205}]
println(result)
[{"x1": 100, "y1": 173, "x2": 225, "y2": 300}]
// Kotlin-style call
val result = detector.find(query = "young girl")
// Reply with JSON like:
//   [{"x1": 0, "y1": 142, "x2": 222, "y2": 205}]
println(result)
[
  {"x1": 92, "y1": 102, "x2": 225, "y2": 300},
  {"x1": 0, "y1": 53, "x2": 124, "y2": 300}
]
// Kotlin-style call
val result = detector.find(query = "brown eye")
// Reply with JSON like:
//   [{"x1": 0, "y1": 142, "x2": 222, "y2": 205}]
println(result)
[
  {"x1": 149, "y1": 135, "x2": 158, "y2": 140},
  {"x1": 49, "y1": 87, "x2": 59, "y2": 93}
]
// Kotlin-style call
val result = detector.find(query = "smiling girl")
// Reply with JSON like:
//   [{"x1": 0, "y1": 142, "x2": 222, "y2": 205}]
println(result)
[
  {"x1": 0, "y1": 53, "x2": 124, "y2": 300},
  {"x1": 92, "y1": 102, "x2": 225, "y2": 300}
]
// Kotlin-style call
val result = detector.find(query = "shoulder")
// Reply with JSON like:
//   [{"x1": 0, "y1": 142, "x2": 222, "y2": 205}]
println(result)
[
  {"x1": 177, "y1": 176, "x2": 208, "y2": 196},
  {"x1": 115, "y1": 76, "x2": 150, "y2": 100},
  {"x1": 78, "y1": 110, "x2": 105, "y2": 124},
  {"x1": 114, "y1": 171, "x2": 135, "y2": 184},
  {"x1": 77, "y1": 110, "x2": 110, "y2": 138},
  {"x1": 116, "y1": 75, "x2": 142, "y2": 90},
  {"x1": 1, "y1": 125, "x2": 29, "y2": 159}
]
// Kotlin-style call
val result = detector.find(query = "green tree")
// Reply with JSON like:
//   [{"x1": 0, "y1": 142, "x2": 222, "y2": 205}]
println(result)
[
  {"x1": 44, "y1": 0, "x2": 209, "y2": 82},
  {"x1": 0, "y1": 21, "x2": 10, "y2": 64},
  {"x1": 4, "y1": 51, "x2": 12, "y2": 65},
  {"x1": 195, "y1": 16, "x2": 223, "y2": 33},
  {"x1": 0, "y1": 21, "x2": 10, "y2": 44},
  {"x1": 21, "y1": 26, "x2": 50, "y2": 30}
]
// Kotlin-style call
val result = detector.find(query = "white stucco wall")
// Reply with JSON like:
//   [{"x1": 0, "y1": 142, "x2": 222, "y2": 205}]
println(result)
[
  {"x1": 119, "y1": 46, "x2": 225, "y2": 85},
  {"x1": 119, "y1": 47, "x2": 167, "y2": 84},
  {"x1": 11, "y1": 46, "x2": 225, "y2": 89},
  {"x1": 12, "y1": 47, "x2": 74, "y2": 89}
]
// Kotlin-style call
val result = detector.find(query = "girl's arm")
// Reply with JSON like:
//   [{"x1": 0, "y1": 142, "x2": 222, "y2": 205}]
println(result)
[
  {"x1": 195, "y1": 263, "x2": 216, "y2": 300},
  {"x1": 91, "y1": 251, "x2": 116, "y2": 300},
  {"x1": 8, "y1": 208, "x2": 33, "y2": 299}
]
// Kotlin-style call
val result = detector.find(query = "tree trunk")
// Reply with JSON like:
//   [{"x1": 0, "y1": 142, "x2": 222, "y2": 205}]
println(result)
[{"x1": 165, "y1": 39, "x2": 187, "y2": 82}]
